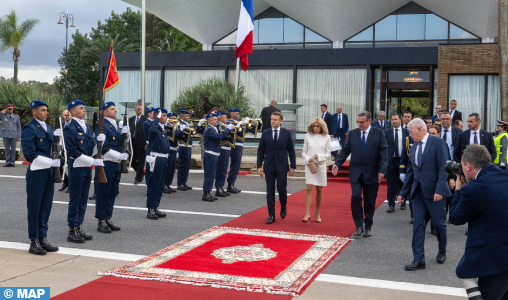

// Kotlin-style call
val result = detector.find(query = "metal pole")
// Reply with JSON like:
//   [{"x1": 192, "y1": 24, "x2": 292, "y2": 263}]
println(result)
[
  {"x1": 64, "y1": 12, "x2": 68, "y2": 104},
  {"x1": 234, "y1": 57, "x2": 240, "y2": 92},
  {"x1": 141, "y1": 0, "x2": 146, "y2": 113}
]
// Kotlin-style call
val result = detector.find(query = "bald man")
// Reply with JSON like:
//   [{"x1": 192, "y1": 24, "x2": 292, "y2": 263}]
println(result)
[{"x1": 260, "y1": 100, "x2": 281, "y2": 132}]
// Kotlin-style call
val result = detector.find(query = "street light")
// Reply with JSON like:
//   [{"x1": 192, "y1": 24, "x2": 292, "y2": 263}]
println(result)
[{"x1": 57, "y1": 11, "x2": 75, "y2": 105}]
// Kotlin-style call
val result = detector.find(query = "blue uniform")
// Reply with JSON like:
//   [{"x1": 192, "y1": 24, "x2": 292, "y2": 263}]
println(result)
[
  {"x1": 203, "y1": 124, "x2": 230, "y2": 192},
  {"x1": 227, "y1": 119, "x2": 244, "y2": 186},
  {"x1": 21, "y1": 119, "x2": 55, "y2": 239},
  {"x1": 94, "y1": 119, "x2": 122, "y2": 220},
  {"x1": 165, "y1": 124, "x2": 182, "y2": 187},
  {"x1": 215, "y1": 123, "x2": 232, "y2": 189},
  {"x1": 177, "y1": 120, "x2": 192, "y2": 186},
  {"x1": 64, "y1": 119, "x2": 97, "y2": 227},
  {"x1": 143, "y1": 119, "x2": 154, "y2": 185},
  {"x1": 146, "y1": 118, "x2": 170, "y2": 208}
]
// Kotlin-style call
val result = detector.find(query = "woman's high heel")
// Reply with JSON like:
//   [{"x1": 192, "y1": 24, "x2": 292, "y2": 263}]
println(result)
[
  {"x1": 302, "y1": 215, "x2": 311, "y2": 222},
  {"x1": 315, "y1": 212, "x2": 321, "y2": 223}
]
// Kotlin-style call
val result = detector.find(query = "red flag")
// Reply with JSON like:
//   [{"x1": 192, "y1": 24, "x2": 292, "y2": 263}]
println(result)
[{"x1": 103, "y1": 44, "x2": 119, "y2": 94}]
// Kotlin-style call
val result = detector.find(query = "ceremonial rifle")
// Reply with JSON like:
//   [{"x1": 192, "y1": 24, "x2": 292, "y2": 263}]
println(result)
[
  {"x1": 120, "y1": 105, "x2": 131, "y2": 173},
  {"x1": 51, "y1": 97, "x2": 63, "y2": 183},
  {"x1": 96, "y1": 104, "x2": 107, "y2": 183}
]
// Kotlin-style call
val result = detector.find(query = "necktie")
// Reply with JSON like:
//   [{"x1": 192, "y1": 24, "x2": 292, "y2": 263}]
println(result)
[
  {"x1": 274, "y1": 130, "x2": 278, "y2": 143},
  {"x1": 394, "y1": 129, "x2": 399, "y2": 157},
  {"x1": 474, "y1": 132, "x2": 478, "y2": 144},
  {"x1": 443, "y1": 129, "x2": 448, "y2": 142},
  {"x1": 338, "y1": 114, "x2": 341, "y2": 129},
  {"x1": 381, "y1": 121, "x2": 384, "y2": 129},
  {"x1": 322, "y1": 113, "x2": 325, "y2": 119},
  {"x1": 361, "y1": 131, "x2": 366, "y2": 151},
  {"x1": 417, "y1": 141, "x2": 423, "y2": 166}
]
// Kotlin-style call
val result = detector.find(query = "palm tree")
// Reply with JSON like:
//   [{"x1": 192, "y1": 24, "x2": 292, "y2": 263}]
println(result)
[
  {"x1": 80, "y1": 34, "x2": 138, "y2": 60},
  {"x1": 0, "y1": 10, "x2": 40, "y2": 85}
]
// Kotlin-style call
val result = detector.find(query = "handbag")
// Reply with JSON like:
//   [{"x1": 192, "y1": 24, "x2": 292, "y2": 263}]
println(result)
[
  {"x1": 331, "y1": 138, "x2": 342, "y2": 152},
  {"x1": 308, "y1": 160, "x2": 318, "y2": 174}
]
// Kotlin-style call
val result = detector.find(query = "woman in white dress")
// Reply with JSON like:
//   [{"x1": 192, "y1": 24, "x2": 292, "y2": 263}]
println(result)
[{"x1": 301, "y1": 117, "x2": 331, "y2": 223}]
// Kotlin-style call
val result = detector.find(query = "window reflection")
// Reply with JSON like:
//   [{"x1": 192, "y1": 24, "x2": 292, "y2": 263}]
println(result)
[
  {"x1": 425, "y1": 14, "x2": 447, "y2": 40},
  {"x1": 284, "y1": 18, "x2": 303, "y2": 43},
  {"x1": 375, "y1": 15, "x2": 396, "y2": 41},
  {"x1": 348, "y1": 26, "x2": 373, "y2": 42},
  {"x1": 397, "y1": 14, "x2": 425, "y2": 41},
  {"x1": 259, "y1": 18, "x2": 283, "y2": 44},
  {"x1": 449, "y1": 23, "x2": 477, "y2": 39}
]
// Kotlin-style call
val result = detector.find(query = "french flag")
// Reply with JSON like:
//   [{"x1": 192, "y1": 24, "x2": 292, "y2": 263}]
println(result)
[{"x1": 236, "y1": 0, "x2": 254, "y2": 71}]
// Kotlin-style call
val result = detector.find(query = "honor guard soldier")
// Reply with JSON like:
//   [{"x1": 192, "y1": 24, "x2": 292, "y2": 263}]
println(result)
[
  {"x1": 146, "y1": 108, "x2": 170, "y2": 220},
  {"x1": 214, "y1": 112, "x2": 241, "y2": 197},
  {"x1": 143, "y1": 107, "x2": 156, "y2": 185},
  {"x1": 163, "y1": 112, "x2": 182, "y2": 194},
  {"x1": 177, "y1": 110, "x2": 193, "y2": 191},
  {"x1": 202, "y1": 113, "x2": 233, "y2": 202},
  {"x1": 227, "y1": 108, "x2": 247, "y2": 194},
  {"x1": 494, "y1": 120, "x2": 508, "y2": 170},
  {"x1": 95, "y1": 102, "x2": 129, "y2": 233},
  {"x1": 21, "y1": 100, "x2": 61, "y2": 255},
  {"x1": 64, "y1": 100, "x2": 104, "y2": 243}
]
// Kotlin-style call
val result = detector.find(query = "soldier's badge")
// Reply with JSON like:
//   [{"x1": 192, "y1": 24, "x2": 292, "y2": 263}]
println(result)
[
  {"x1": 78, "y1": 133, "x2": 83, "y2": 135},
  {"x1": 162, "y1": 135, "x2": 164, "y2": 137},
  {"x1": 81, "y1": 140, "x2": 83, "y2": 144},
  {"x1": 113, "y1": 137, "x2": 115, "y2": 140},
  {"x1": 40, "y1": 138, "x2": 43, "y2": 143}
]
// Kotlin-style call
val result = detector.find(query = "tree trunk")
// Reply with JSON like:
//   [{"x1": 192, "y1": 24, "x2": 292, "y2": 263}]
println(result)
[
  {"x1": 499, "y1": 0, "x2": 508, "y2": 120},
  {"x1": 13, "y1": 49, "x2": 20, "y2": 85}
]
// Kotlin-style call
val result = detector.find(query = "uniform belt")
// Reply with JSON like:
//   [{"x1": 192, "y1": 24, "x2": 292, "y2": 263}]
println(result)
[
  {"x1": 178, "y1": 143, "x2": 191, "y2": 148},
  {"x1": 221, "y1": 146, "x2": 231, "y2": 151},
  {"x1": 235, "y1": 142, "x2": 243, "y2": 147},
  {"x1": 170, "y1": 146, "x2": 178, "y2": 151},
  {"x1": 150, "y1": 152, "x2": 168, "y2": 159},
  {"x1": 205, "y1": 150, "x2": 220, "y2": 156}
]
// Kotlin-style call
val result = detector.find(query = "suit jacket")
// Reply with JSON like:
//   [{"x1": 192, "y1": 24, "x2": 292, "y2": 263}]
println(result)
[
  {"x1": 332, "y1": 113, "x2": 349, "y2": 134},
  {"x1": 334, "y1": 127, "x2": 388, "y2": 185},
  {"x1": 321, "y1": 111, "x2": 335, "y2": 136},
  {"x1": 453, "y1": 129, "x2": 496, "y2": 163},
  {"x1": 431, "y1": 114, "x2": 440, "y2": 123},
  {"x1": 441, "y1": 125, "x2": 461, "y2": 158},
  {"x1": 129, "y1": 114, "x2": 147, "y2": 149},
  {"x1": 371, "y1": 119, "x2": 390, "y2": 130},
  {"x1": 384, "y1": 127, "x2": 409, "y2": 167},
  {"x1": 450, "y1": 110, "x2": 462, "y2": 123},
  {"x1": 0, "y1": 113, "x2": 21, "y2": 138},
  {"x1": 399, "y1": 135, "x2": 452, "y2": 200},
  {"x1": 449, "y1": 163, "x2": 508, "y2": 279},
  {"x1": 257, "y1": 127, "x2": 296, "y2": 173},
  {"x1": 259, "y1": 105, "x2": 281, "y2": 132}
]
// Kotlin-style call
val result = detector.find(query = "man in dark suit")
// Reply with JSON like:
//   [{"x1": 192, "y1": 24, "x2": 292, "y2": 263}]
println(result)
[
  {"x1": 371, "y1": 111, "x2": 390, "y2": 130},
  {"x1": 431, "y1": 104, "x2": 442, "y2": 123},
  {"x1": 450, "y1": 145, "x2": 508, "y2": 299},
  {"x1": 129, "y1": 105, "x2": 147, "y2": 184},
  {"x1": 453, "y1": 113, "x2": 496, "y2": 163},
  {"x1": 320, "y1": 104, "x2": 334, "y2": 136},
  {"x1": 397, "y1": 119, "x2": 452, "y2": 271},
  {"x1": 449, "y1": 100, "x2": 462, "y2": 124},
  {"x1": 439, "y1": 111, "x2": 462, "y2": 212},
  {"x1": 332, "y1": 106, "x2": 349, "y2": 148},
  {"x1": 259, "y1": 100, "x2": 281, "y2": 132},
  {"x1": 257, "y1": 111, "x2": 296, "y2": 224},
  {"x1": 385, "y1": 114, "x2": 408, "y2": 212},
  {"x1": 333, "y1": 111, "x2": 388, "y2": 237}
]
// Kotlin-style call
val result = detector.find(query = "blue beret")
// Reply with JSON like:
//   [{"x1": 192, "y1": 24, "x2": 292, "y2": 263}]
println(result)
[
  {"x1": 229, "y1": 108, "x2": 240, "y2": 112},
  {"x1": 206, "y1": 113, "x2": 217, "y2": 119},
  {"x1": 168, "y1": 112, "x2": 177, "y2": 117},
  {"x1": 179, "y1": 110, "x2": 190, "y2": 115},
  {"x1": 146, "y1": 107, "x2": 154, "y2": 112},
  {"x1": 102, "y1": 101, "x2": 115, "y2": 111},
  {"x1": 157, "y1": 108, "x2": 168, "y2": 114},
  {"x1": 68, "y1": 100, "x2": 85, "y2": 109},
  {"x1": 217, "y1": 112, "x2": 227, "y2": 116},
  {"x1": 30, "y1": 100, "x2": 48, "y2": 109}
]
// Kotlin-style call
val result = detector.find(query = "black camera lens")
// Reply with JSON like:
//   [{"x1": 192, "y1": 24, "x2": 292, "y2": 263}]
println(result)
[{"x1": 444, "y1": 160, "x2": 463, "y2": 176}]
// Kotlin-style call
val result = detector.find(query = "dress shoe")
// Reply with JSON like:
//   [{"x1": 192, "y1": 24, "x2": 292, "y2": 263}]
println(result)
[
  {"x1": 38, "y1": 238, "x2": 59, "y2": 252},
  {"x1": 222, "y1": 187, "x2": 231, "y2": 196},
  {"x1": 177, "y1": 185, "x2": 187, "y2": 191},
  {"x1": 105, "y1": 219, "x2": 121, "y2": 231},
  {"x1": 154, "y1": 207, "x2": 167, "y2": 217},
  {"x1": 89, "y1": 193, "x2": 96, "y2": 200},
  {"x1": 59, "y1": 182, "x2": 68, "y2": 191},
  {"x1": 162, "y1": 186, "x2": 171, "y2": 194},
  {"x1": 168, "y1": 187, "x2": 176, "y2": 193},
  {"x1": 436, "y1": 251, "x2": 446, "y2": 264},
  {"x1": 400, "y1": 202, "x2": 407, "y2": 210},
  {"x1": 147, "y1": 208, "x2": 159, "y2": 219},
  {"x1": 266, "y1": 215, "x2": 275, "y2": 224},
  {"x1": 133, "y1": 179, "x2": 139, "y2": 185},
  {"x1": 280, "y1": 209, "x2": 287, "y2": 219},
  {"x1": 215, "y1": 188, "x2": 227, "y2": 198},
  {"x1": 405, "y1": 260, "x2": 426, "y2": 271},
  {"x1": 65, "y1": 187, "x2": 69, "y2": 193},
  {"x1": 77, "y1": 225, "x2": 93, "y2": 240},
  {"x1": 97, "y1": 220, "x2": 112, "y2": 233},
  {"x1": 67, "y1": 226, "x2": 85, "y2": 243},
  {"x1": 202, "y1": 192, "x2": 215, "y2": 202},
  {"x1": 387, "y1": 206, "x2": 395, "y2": 213},
  {"x1": 3, "y1": 164, "x2": 8, "y2": 167},
  {"x1": 29, "y1": 239, "x2": 46, "y2": 255},
  {"x1": 227, "y1": 184, "x2": 241, "y2": 194},
  {"x1": 364, "y1": 228, "x2": 372, "y2": 237},
  {"x1": 9, "y1": 164, "x2": 15, "y2": 167},
  {"x1": 353, "y1": 226, "x2": 364, "y2": 236},
  {"x1": 410, "y1": 218, "x2": 413, "y2": 224},
  {"x1": 184, "y1": 184, "x2": 192, "y2": 190}
]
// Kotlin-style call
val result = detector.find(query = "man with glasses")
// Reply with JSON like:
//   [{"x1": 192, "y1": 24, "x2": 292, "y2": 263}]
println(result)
[
  {"x1": 1, "y1": 104, "x2": 21, "y2": 167},
  {"x1": 371, "y1": 111, "x2": 390, "y2": 130},
  {"x1": 431, "y1": 105, "x2": 442, "y2": 124}
]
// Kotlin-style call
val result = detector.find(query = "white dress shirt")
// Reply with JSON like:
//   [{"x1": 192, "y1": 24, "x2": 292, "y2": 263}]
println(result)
[
  {"x1": 72, "y1": 117, "x2": 87, "y2": 132},
  {"x1": 35, "y1": 119, "x2": 48, "y2": 132},
  {"x1": 441, "y1": 125, "x2": 454, "y2": 158},
  {"x1": 337, "y1": 113, "x2": 343, "y2": 128},
  {"x1": 361, "y1": 126, "x2": 371, "y2": 144},
  {"x1": 134, "y1": 115, "x2": 140, "y2": 128},
  {"x1": 105, "y1": 117, "x2": 118, "y2": 130},
  {"x1": 470, "y1": 128, "x2": 481, "y2": 145},
  {"x1": 393, "y1": 126, "x2": 402, "y2": 157},
  {"x1": 322, "y1": 111, "x2": 328, "y2": 119},
  {"x1": 402, "y1": 124, "x2": 409, "y2": 130},
  {"x1": 415, "y1": 133, "x2": 429, "y2": 166},
  {"x1": 450, "y1": 110, "x2": 455, "y2": 119},
  {"x1": 272, "y1": 126, "x2": 281, "y2": 140}
]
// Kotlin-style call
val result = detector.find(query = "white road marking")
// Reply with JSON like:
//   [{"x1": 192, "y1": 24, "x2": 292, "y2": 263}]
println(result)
[
  {"x1": 0, "y1": 175, "x2": 26, "y2": 179},
  {"x1": 52, "y1": 201, "x2": 241, "y2": 218},
  {"x1": 0, "y1": 242, "x2": 467, "y2": 297}
]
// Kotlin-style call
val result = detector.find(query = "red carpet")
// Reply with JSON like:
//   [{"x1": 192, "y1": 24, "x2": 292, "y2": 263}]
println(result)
[{"x1": 53, "y1": 161, "x2": 387, "y2": 300}]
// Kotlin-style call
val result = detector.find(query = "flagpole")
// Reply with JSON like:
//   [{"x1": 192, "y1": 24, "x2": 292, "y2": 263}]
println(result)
[
  {"x1": 141, "y1": 0, "x2": 146, "y2": 114},
  {"x1": 234, "y1": 57, "x2": 240, "y2": 92}
]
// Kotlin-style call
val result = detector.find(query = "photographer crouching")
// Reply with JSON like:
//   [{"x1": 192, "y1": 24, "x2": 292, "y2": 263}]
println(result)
[{"x1": 449, "y1": 144, "x2": 508, "y2": 299}]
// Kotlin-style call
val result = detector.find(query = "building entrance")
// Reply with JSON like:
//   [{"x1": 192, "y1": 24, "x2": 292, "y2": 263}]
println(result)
[{"x1": 387, "y1": 90, "x2": 430, "y2": 120}]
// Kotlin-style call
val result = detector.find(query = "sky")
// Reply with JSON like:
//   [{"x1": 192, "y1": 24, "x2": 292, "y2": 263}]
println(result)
[{"x1": 0, "y1": 0, "x2": 139, "y2": 83}]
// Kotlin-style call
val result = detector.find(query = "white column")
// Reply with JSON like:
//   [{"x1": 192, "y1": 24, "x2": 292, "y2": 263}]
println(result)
[
  {"x1": 202, "y1": 44, "x2": 213, "y2": 51},
  {"x1": 332, "y1": 41, "x2": 344, "y2": 48},
  {"x1": 482, "y1": 38, "x2": 494, "y2": 43}
]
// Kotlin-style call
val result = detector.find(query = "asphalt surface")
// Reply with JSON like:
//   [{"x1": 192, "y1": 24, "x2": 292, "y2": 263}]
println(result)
[{"x1": 0, "y1": 164, "x2": 467, "y2": 289}]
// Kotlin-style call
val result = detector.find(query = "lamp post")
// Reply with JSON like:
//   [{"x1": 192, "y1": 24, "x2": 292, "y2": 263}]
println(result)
[{"x1": 57, "y1": 11, "x2": 75, "y2": 104}]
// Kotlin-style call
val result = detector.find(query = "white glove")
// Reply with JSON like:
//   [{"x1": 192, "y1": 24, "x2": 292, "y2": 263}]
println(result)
[
  {"x1": 51, "y1": 159, "x2": 61, "y2": 167},
  {"x1": 180, "y1": 125, "x2": 187, "y2": 131},
  {"x1": 198, "y1": 119, "x2": 205, "y2": 126},
  {"x1": 119, "y1": 153, "x2": 128, "y2": 161},
  {"x1": 399, "y1": 173, "x2": 406, "y2": 182},
  {"x1": 238, "y1": 121, "x2": 244, "y2": 126},
  {"x1": 93, "y1": 159, "x2": 104, "y2": 167},
  {"x1": 118, "y1": 121, "x2": 124, "y2": 129},
  {"x1": 121, "y1": 126, "x2": 129, "y2": 134},
  {"x1": 54, "y1": 129, "x2": 62, "y2": 137},
  {"x1": 226, "y1": 124, "x2": 234, "y2": 130},
  {"x1": 97, "y1": 133, "x2": 106, "y2": 142},
  {"x1": 243, "y1": 117, "x2": 250, "y2": 123}
]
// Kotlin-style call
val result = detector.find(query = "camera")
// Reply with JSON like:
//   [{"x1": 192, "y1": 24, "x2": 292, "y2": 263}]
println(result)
[{"x1": 444, "y1": 160, "x2": 463, "y2": 176}]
